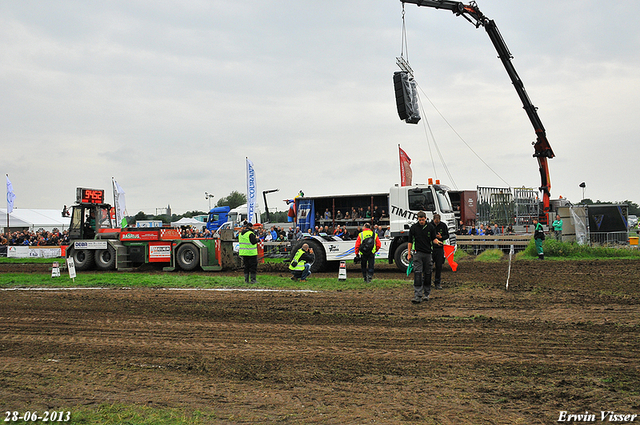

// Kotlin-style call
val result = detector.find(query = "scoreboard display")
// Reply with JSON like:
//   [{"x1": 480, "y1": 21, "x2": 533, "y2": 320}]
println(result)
[{"x1": 76, "y1": 188, "x2": 105, "y2": 204}]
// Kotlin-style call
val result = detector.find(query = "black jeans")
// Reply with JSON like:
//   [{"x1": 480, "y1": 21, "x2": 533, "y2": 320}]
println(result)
[
  {"x1": 412, "y1": 251, "x2": 432, "y2": 297},
  {"x1": 361, "y1": 254, "x2": 375, "y2": 279},
  {"x1": 242, "y1": 255, "x2": 258, "y2": 275},
  {"x1": 432, "y1": 248, "x2": 444, "y2": 284}
]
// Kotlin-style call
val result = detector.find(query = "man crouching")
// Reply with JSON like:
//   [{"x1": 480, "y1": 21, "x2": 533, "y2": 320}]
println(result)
[{"x1": 290, "y1": 243, "x2": 315, "y2": 281}]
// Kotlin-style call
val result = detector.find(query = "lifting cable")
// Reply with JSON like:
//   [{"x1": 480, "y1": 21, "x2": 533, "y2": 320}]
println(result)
[
  {"x1": 418, "y1": 101, "x2": 458, "y2": 189},
  {"x1": 400, "y1": 6, "x2": 457, "y2": 188},
  {"x1": 400, "y1": 5, "x2": 409, "y2": 62},
  {"x1": 399, "y1": 6, "x2": 447, "y2": 185},
  {"x1": 416, "y1": 84, "x2": 511, "y2": 188},
  {"x1": 398, "y1": 4, "x2": 510, "y2": 189}
]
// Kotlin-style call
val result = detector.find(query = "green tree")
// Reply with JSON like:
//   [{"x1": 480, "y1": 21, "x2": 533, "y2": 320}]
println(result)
[
  {"x1": 580, "y1": 198, "x2": 639, "y2": 215},
  {"x1": 152, "y1": 215, "x2": 170, "y2": 224},
  {"x1": 622, "y1": 200, "x2": 640, "y2": 216},
  {"x1": 261, "y1": 210, "x2": 289, "y2": 223},
  {"x1": 182, "y1": 210, "x2": 206, "y2": 218},
  {"x1": 216, "y1": 191, "x2": 246, "y2": 209},
  {"x1": 134, "y1": 211, "x2": 148, "y2": 221}
]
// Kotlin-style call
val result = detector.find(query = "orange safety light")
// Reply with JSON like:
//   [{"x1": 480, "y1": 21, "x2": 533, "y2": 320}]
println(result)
[{"x1": 428, "y1": 178, "x2": 433, "y2": 184}]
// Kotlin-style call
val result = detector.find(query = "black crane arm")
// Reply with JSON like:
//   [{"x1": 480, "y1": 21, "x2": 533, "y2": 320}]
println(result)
[{"x1": 401, "y1": 0, "x2": 554, "y2": 221}]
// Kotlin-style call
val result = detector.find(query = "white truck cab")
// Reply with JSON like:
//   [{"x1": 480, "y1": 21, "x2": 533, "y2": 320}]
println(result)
[{"x1": 293, "y1": 183, "x2": 456, "y2": 272}]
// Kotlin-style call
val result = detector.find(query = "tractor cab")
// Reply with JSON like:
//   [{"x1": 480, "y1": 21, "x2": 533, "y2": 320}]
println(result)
[{"x1": 68, "y1": 188, "x2": 116, "y2": 240}]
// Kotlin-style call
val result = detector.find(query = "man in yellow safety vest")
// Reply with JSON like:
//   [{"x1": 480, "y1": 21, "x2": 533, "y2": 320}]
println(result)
[
  {"x1": 289, "y1": 243, "x2": 314, "y2": 281},
  {"x1": 238, "y1": 221, "x2": 259, "y2": 283}
]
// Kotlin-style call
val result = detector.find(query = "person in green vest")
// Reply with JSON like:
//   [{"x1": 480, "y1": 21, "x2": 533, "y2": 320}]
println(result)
[
  {"x1": 238, "y1": 221, "x2": 259, "y2": 283},
  {"x1": 289, "y1": 243, "x2": 314, "y2": 281},
  {"x1": 533, "y1": 218, "x2": 545, "y2": 260},
  {"x1": 552, "y1": 214, "x2": 563, "y2": 240}
]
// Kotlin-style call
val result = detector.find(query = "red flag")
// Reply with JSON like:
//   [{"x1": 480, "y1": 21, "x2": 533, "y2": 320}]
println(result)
[
  {"x1": 399, "y1": 146, "x2": 412, "y2": 186},
  {"x1": 444, "y1": 244, "x2": 458, "y2": 272}
]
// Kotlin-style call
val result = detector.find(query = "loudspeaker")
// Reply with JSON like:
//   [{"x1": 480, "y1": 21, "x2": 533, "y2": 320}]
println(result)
[{"x1": 393, "y1": 71, "x2": 420, "y2": 124}]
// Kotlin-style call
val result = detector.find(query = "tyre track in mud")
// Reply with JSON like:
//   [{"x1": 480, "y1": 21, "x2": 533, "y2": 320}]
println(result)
[
  {"x1": 3, "y1": 288, "x2": 639, "y2": 369},
  {"x1": 2, "y1": 259, "x2": 640, "y2": 424}
]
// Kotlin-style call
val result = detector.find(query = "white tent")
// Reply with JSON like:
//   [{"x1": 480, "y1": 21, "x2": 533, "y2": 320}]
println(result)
[
  {"x1": 0, "y1": 208, "x2": 71, "y2": 232},
  {"x1": 171, "y1": 217, "x2": 204, "y2": 227}
]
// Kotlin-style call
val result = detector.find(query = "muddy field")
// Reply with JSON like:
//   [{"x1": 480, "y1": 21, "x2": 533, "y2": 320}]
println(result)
[{"x1": 1, "y1": 259, "x2": 639, "y2": 424}]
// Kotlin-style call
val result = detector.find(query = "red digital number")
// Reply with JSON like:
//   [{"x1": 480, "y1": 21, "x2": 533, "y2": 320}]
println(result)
[{"x1": 82, "y1": 189, "x2": 104, "y2": 203}]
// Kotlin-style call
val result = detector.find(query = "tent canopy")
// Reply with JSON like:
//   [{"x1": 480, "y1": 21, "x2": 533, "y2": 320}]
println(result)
[
  {"x1": 171, "y1": 217, "x2": 203, "y2": 227},
  {"x1": 0, "y1": 208, "x2": 71, "y2": 232}
]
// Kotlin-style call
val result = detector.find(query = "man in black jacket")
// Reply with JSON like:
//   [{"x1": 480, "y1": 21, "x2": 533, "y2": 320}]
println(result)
[
  {"x1": 431, "y1": 214, "x2": 449, "y2": 290},
  {"x1": 407, "y1": 211, "x2": 443, "y2": 304}
]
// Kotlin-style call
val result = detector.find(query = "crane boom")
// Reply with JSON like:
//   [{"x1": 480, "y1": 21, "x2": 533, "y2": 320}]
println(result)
[{"x1": 401, "y1": 0, "x2": 554, "y2": 222}]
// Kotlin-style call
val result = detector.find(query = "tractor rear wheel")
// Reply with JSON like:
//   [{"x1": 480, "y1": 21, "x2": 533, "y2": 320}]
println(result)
[
  {"x1": 95, "y1": 246, "x2": 116, "y2": 270},
  {"x1": 176, "y1": 244, "x2": 199, "y2": 271},
  {"x1": 70, "y1": 248, "x2": 95, "y2": 271}
]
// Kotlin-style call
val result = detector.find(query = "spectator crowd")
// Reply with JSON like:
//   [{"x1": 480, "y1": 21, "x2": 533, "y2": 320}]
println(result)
[
  {"x1": 456, "y1": 222, "x2": 514, "y2": 236},
  {"x1": 1, "y1": 222, "x2": 392, "y2": 247},
  {"x1": 256, "y1": 224, "x2": 390, "y2": 242},
  {"x1": 315, "y1": 206, "x2": 388, "y2": 226},
  {"x1": 1, "y1": 229, "x2": 70, "y2": 246}
]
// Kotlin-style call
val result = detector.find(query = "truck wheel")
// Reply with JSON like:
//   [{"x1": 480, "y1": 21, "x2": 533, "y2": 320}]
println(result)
[
  {"x1": 394, "y1": 241, "x2": 410, "y2": 273},
  {"x1": 290, "y1": 239, "x2": 325, "y2": 272},
  {"x1": 70, "y1": 248, "x2": 95, "y2": 271},
  {"x1": 95, "y1": 246, "x2": 116, "y2": 270},
  {"x1": 176, "y1": 244, "x2": 199, "y2": 271}
]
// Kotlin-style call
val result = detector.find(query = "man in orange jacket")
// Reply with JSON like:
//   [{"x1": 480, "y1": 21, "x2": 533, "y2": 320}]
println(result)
[{"x1": 354, "y1": 223, "x2": 382, "y2": 283}]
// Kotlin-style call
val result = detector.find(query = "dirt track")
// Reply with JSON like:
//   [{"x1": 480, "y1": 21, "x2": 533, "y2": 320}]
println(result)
[{"x1": 1, "y1": 259, "x2": 639, "y2": 424}]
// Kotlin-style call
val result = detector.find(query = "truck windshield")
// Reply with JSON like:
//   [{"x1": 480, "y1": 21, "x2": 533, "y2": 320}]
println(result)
[
  {"x1": 408, "y1": 189, "x2": 435, "y2": 211},
  {"x1": 435, "y1": 188, "x2": 453, "y2": 213}
]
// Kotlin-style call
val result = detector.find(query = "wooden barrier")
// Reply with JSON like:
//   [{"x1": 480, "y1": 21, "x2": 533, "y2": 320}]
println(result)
[{"x1": 455, "y1": 234, "x2": 532, "y2": 254}]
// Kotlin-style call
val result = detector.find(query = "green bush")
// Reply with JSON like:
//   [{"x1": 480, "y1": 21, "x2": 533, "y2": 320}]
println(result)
[
  {"x1": 475, "y1": 249, "x2": 503, "y2": 262},
  {"x1": 519, "y1": 238, "x2": 640, "y2": 259}
]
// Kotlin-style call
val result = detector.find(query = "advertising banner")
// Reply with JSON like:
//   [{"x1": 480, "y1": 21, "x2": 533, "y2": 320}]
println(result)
[
  {"x1": 246, "y1": 158, "x2": 257, "y2": 223},
  {"x1": 8, "y1": 246, "x2": 62, "y2": 258},
  {"x1": 148, "y1": 243, "x2": 172, "y2": 262}
]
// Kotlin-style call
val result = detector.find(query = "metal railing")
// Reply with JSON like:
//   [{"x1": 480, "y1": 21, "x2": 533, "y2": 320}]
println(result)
[
  {"x1": 262, "y1": 241, "x2": 293, "y2": 258},
  {"x1": 589, "y1": 231, "x2": 629, "y2": 245}
]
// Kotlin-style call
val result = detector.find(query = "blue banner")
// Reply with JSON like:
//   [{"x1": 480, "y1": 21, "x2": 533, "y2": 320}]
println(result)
[
  {"x1": 296, "y1": 199, "x2": 314, "y2": 233},
  {"x1": 246, "y1": 158, "x2": 257, "y2": 223},
  {"x1": 6, "y1": 175, "x2": 16, "y2": 214}
]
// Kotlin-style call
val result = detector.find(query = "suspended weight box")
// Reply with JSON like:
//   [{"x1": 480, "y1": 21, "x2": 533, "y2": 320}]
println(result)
[{"x1": 393, "y1": 71, "x2": 420, "y2": 124}]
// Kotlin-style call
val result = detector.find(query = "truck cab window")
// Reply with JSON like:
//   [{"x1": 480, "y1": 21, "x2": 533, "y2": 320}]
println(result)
[
  {"x1": 98, "y1": 207, "x2": 112, "y2": 228},
  {"x1": 408, "y1": 190, "x2": 435, "y2": 212},
  {"x1": 435, "y1": 189, "x2": 453, "y2": 213}
]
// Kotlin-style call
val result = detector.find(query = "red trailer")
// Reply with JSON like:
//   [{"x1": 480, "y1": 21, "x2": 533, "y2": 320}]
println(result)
[{"x1": 449, "y1": 190, "x2": 477, "y2": 227}]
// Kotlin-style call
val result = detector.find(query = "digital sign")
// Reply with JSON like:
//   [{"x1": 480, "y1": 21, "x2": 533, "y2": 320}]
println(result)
[{"x1": 76, "y1": 188, "x2": 105, "y2": 204}]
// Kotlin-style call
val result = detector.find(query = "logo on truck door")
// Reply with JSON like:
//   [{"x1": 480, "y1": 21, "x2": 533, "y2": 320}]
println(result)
[{"x1": 390, "y1": 205, "x2": 418, "y2": 221}]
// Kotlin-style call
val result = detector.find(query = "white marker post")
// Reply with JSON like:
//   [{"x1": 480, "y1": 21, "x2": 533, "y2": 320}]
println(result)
[
  {"x1": 51, "y1": 261, "x2": 60, "y2": 278},
  {"x1": 506, "y1": 245, "x2": 514, "y2": 290},
  {"x1": 66, "y1": 257, "x2": 77, "y2": 283},
  {"x1": 338, "y1": 261, "x2": 347, "y2": 281}
]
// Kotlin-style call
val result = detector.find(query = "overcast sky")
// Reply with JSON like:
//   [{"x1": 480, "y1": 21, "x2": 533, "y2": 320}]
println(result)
[{"x1": 2, "y1": 0, "x2": 639, "y2": 216}]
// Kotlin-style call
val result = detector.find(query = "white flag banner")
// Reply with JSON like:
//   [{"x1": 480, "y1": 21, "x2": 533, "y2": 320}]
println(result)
[
  {"x1": 246, "y1": 158, "x2": 257, "y2": 223},
  {"x1": 6, "y1": 175, "x2": 16, "y2": 214},
  {"x1": 113, "y1": 179, "x2": 128, "y2": 228}
]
